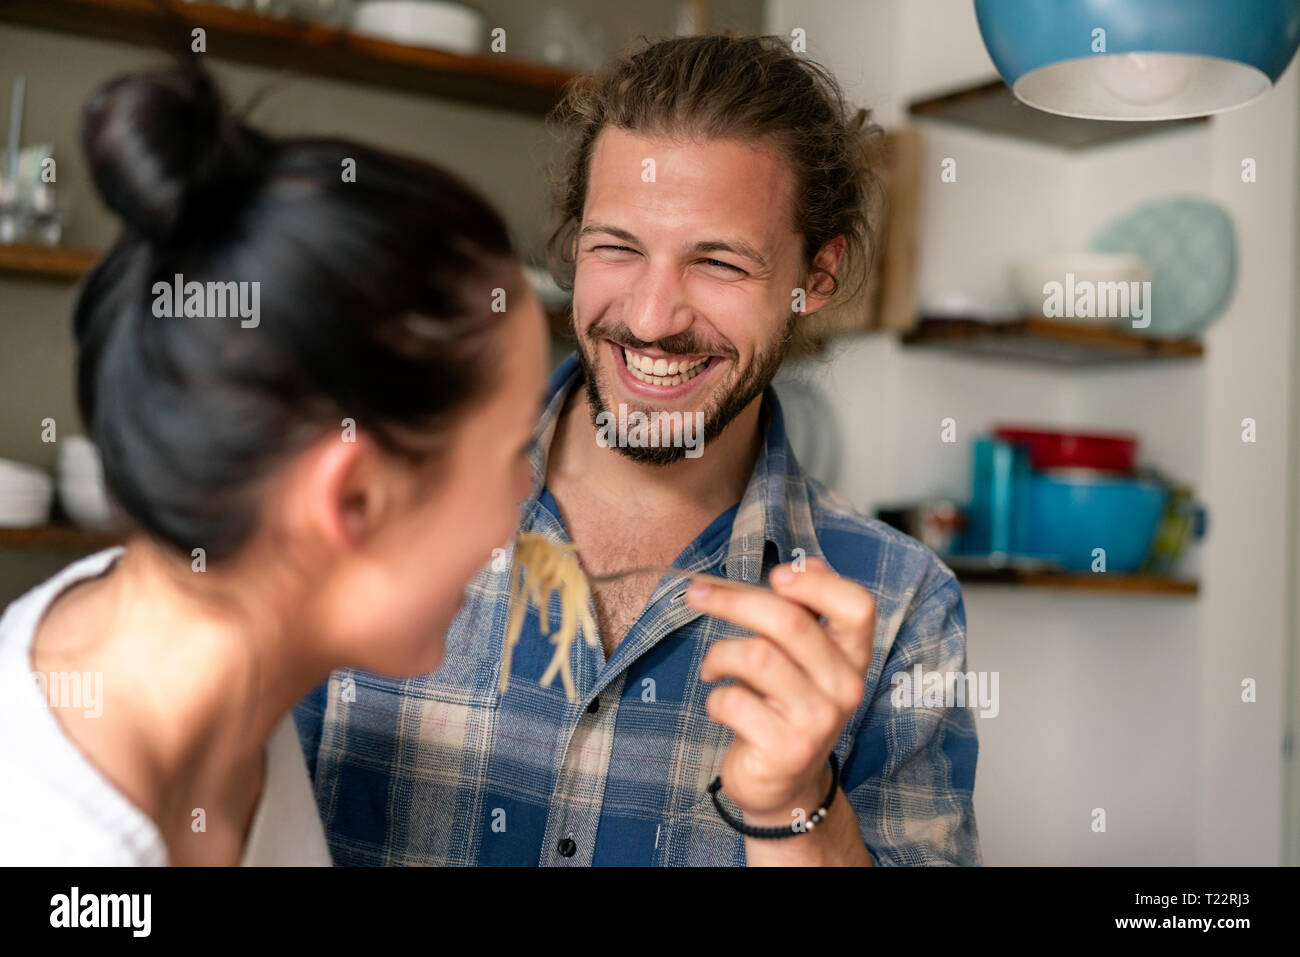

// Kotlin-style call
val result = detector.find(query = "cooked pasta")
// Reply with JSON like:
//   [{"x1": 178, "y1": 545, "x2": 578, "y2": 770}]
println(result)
[{"x1": 500, "y1": 533, "x2": 599, "y2": 700}]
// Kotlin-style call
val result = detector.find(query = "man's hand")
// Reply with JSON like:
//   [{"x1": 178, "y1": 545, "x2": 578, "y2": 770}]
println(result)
[{"x1": 687, "y1": 556, "x2": 875, "y2": 852}]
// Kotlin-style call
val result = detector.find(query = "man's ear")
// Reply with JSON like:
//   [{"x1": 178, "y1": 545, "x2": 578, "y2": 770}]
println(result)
[
  {"x1": 303, "y1": 432, "x2": 387, "y2": 551},
  {"x1": 802, "y1": 235, "x2": 848, "y2": 317}
]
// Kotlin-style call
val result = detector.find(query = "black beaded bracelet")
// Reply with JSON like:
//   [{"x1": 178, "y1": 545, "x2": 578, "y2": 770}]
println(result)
[{"x1": 707, "y1": 752, "x2": 841, "y2": 839}]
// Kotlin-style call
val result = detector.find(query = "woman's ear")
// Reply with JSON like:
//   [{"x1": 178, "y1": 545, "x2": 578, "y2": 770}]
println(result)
[{"x1": 302, "y1": 432, "x2": 388, "y2": 551}]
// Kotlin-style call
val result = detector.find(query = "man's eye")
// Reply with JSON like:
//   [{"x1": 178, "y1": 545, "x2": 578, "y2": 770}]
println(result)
[
  {"x1": 594, "y1": 245, "x2": 635, "y2": 254},
  {"x1": 701, "y1": 258, "x2": 745, "y2": 276}
]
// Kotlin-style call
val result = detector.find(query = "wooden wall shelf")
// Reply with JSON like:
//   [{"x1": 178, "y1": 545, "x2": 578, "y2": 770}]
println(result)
[
  {"x1": 0, "y1": 243, "x2": 99, "y2": 281},
  {"x1": 0, "y1": 524, "x2": 122, "y2": 550},
  {"x1": 0, "y1": 0, "x2": 578, "y2": 116},
  {"x1": 956, "y1": 566, "x2": 1199, "y2": 595},
  {"x1": 0, "y1": 246, "x2": 574, "y2": 339},
  {"x1": 902, "y1": 316, "x2": 1204, "y2": 366}
]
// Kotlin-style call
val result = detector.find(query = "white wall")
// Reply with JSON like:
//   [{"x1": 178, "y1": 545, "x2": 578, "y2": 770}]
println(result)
[
  {"x1": 766, "y1": 0, "x2": 1296, "y2": 865},
  {"x1": 1288, "y1": 102, "x2": 1300, "y2": 868},
  {"x1": 1196, "y1": 63, "x2": 1298, "y2": 864}
]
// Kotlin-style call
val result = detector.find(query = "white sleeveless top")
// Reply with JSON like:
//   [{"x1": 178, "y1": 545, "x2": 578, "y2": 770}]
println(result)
[{"x1": 0, "y1": 548, "x2": 331, "y2": 866}]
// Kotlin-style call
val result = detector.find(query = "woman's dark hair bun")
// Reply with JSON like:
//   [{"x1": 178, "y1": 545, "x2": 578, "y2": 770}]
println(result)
[
  {"x1": 74, "y1": 64, "x2": 522, "y2": 561},
  {"x1": 80, "y1": 65, "x2": 259, "y2": 243}
]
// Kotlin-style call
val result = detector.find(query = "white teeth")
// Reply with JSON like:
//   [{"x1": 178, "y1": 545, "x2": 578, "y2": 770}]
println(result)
[{"x1": 622, "y1": 346, "x2": 711, "y2": 387}]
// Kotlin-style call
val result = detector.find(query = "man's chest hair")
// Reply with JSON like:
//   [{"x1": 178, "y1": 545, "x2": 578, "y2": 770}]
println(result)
[{"x1": 553, "y1": 488, "x2": 710, "y2": 655}]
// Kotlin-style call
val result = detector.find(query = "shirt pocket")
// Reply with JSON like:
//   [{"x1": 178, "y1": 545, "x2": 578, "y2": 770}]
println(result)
[
  {"x1": 410, "y1": 653, "x2": 504, "y2": 708},
  {"x1": 393, "y1": 653, "x2": 503, "y2": 778}
]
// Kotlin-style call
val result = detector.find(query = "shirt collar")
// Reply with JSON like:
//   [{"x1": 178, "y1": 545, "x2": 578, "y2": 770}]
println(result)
[
  {"x1": 526, "y1": 353, "x2": 825, "y2": 582},
  {"x1": 720, "y1": 377, "x2": 826, "y2": 584}
]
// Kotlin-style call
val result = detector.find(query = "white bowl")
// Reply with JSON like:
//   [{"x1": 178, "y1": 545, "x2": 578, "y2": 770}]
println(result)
[
  {"x1": 0, "y1": 474, "x2": 53, "y2": 527},
  {"x1": 59, "y1": 478, "x2": 118, "y2": 529},
  {"x1": 55, "y1": 438, "x2": 119, "y2": 528},
  {"x1": 0, "y1": 458, "x2": 53, "y2": 494},
  {"x1": 1011, "y1": 253, "x2": 1150, "y2": 324},
  {"x1": 352, "y1": 1, "x2": 483, "y2": 54},
  {"x1": 58, "y1": 435, "x2": 101, "y2": 471}
]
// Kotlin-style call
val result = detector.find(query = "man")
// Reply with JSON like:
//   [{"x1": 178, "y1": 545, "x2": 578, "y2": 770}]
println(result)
[{"x1": 296, "y1": 34, "x2": 980, "y2": 866}]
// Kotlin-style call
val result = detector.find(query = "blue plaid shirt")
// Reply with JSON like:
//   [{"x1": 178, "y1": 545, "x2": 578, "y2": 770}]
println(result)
[{"x1": 295, "y1": 354, "x2": 981, "y2": 866}]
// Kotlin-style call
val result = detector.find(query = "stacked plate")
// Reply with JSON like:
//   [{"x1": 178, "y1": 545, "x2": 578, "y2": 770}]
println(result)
[
  {"x1": 0, "y1": 458, "x2": 54, "y2": 528},
  {"x1": 57, "y1": 436, "x2": 118, "y2": 529},
  {"x1": 351, "y1": 1, "x2": 483, "y2": 53}
]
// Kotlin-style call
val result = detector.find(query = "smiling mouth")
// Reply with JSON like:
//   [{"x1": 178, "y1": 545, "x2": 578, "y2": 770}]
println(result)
[{"x1": 620, "y1": 346, "x2": 714, "y2": 387}]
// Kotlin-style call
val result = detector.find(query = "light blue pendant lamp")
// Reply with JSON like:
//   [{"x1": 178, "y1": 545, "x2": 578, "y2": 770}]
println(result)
[{"x1": 974, "y1": 0, "x2": 1300, "y2": 120}]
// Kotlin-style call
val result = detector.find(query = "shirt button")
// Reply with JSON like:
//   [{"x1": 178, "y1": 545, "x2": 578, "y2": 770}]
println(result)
[
  {"x1": 586, "y1": 697, "x2": 600, "y2": 714},
  {"x1": 557, "y1": 837, "x2": 577, "y2": 858}
]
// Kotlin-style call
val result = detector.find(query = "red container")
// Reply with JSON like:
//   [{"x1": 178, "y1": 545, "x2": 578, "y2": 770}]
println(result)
[{"x1": 994, "y1": 426, "x2": 1137, "y2": 474}]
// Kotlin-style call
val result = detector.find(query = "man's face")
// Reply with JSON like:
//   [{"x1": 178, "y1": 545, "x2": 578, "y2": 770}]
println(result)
[{"x1": 571, "y1": 128, "x2": 811, "y2": 465}]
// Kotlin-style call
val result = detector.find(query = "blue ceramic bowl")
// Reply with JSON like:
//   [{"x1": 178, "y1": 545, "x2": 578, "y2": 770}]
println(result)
[{"x1": 1019, "y1": 472, "x2": 1168, "y2": 573}]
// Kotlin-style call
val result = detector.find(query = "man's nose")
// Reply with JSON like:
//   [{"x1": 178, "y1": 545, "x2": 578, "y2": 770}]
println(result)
[{"x1": 624, "y1": 261, "x2": 693, "y2": 346}]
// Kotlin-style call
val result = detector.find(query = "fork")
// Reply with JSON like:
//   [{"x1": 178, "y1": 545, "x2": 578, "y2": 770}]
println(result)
[{"x1": 584, "y1": 562, "x2": 773, "y2": 595}]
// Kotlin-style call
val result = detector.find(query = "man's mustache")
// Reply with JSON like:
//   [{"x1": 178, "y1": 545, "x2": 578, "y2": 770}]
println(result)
[{"x1": 584, "y1": 319, "x2": 737, "y2": 360}]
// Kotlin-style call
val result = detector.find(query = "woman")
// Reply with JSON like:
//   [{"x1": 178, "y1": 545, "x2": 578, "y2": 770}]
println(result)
[{"x1": 0, "y1": 65, "x2": 547, "y2": 865}]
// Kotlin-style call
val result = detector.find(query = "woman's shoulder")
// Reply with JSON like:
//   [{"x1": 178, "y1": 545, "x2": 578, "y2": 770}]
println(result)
[
  {"x1": 0, "y1": 765, "x2": 167, "y2": 865},
  {"x1": 0, "y1": 547, "x2": 125, "y2": 642},
  {"x1": 0, "y1": 547, "x2": 168, "y2": 866}
]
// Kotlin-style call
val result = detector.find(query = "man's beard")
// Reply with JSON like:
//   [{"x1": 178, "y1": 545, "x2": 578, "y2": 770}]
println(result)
[{"x1": 574, "y1": 312, "x2": 795, "y2": 466}]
